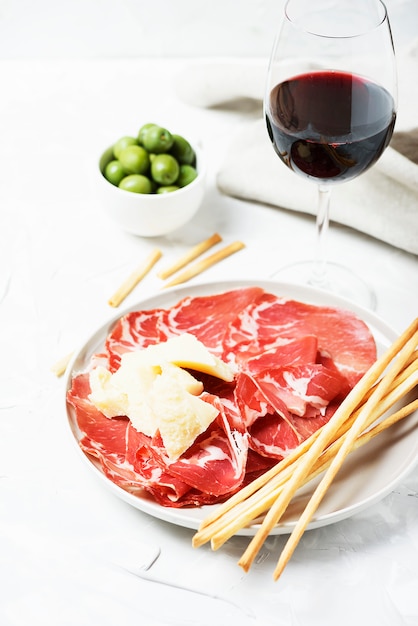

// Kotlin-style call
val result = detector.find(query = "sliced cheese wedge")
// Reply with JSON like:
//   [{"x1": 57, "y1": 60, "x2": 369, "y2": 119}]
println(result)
[
  {"x1": 151, "y1": 365, "x2": 219, "y2": 461},
  {"x1": 89, "y1": 362, "x2": 160, "y2": 436},
  {"x1": 124, "y1": 333, "x2": 234, "y2": 382}
]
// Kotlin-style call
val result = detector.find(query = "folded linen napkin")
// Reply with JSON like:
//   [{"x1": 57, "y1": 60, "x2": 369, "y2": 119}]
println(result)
[
  {"x1": 175, "y1": 43, "x2": 418, "y2": 255},
  {"x1": 216, "y1": 120, "x2": 418, "y2": 255}
]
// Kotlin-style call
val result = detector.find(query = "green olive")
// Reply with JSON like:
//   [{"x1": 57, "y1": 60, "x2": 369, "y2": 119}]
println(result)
[
  {"x1": 118, "y1": 174, "x2": 152, "y2": 194},
  {"x1": 156, "y1": 185, "x2": 180, "y2": 194},
  {"x1": 137, "y1": 123, "x2": 157, "y2": 145},
  {"x1": 113, "y1": 136, "x2": 138, "y2": 159},
  {"x1": 142, "y1": 125, "x2": 174, "y2": 154},
  {"x1": 118, "y1": 145, "x2": 150, "y2": 175},
  {"x1": 176, "y1": 164, "x2": 198, "y2": 187},
  {"x1": 151, "y1": 154, "x2": 180, "y2": 185},
  {"x1": 104, "y1": 160, "x2": 125, "y2": 186},
  {"x1": 170, "y1": 134, "x2": 195, "y2": 165}
]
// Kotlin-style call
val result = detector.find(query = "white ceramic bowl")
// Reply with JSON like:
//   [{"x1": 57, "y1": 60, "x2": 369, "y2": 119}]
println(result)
[{"x1": 97, "y1": 143, "x2": 206, "y2": 237}]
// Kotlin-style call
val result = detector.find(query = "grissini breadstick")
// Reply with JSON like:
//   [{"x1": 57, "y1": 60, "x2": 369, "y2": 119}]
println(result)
[
  {"x1": 157, "y1": 233, "x2": 222, "y2": 280},
  {"x1": 162, "y1": 241, "x2": 245, "y2": 288},
  {"x1": 51, "y1": 351, "x2": 74, "y2": 377},
  {"x1": 108, "y1": 248, "x2": 162, "y2": 307}
]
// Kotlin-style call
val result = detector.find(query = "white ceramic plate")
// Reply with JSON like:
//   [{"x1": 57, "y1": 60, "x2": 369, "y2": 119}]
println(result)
[{"x1": 65, "y1": 279, "x2": 418, "y2": 535}]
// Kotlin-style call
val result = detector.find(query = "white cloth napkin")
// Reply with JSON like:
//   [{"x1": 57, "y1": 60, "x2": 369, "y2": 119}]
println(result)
[
  {"x1": 217, "y1": 120, "x2": 418, "y2": 255},
  {"x1": 175, "y1": 43, "x2": 418, "y2": 255}
]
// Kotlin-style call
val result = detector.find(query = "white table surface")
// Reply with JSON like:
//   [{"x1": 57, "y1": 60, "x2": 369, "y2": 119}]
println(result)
[{"x1": 0, "y1": 53, "x2": 417, "y2": 626}]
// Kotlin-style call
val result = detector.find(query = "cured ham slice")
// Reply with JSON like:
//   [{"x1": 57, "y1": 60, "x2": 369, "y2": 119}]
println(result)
[
  {"x1": 244, "y1": 365, "x2": 345, "y2": 459},
  {"x1": 67, "y1": 286, "x2": 377, "y2": 508},
  {"x1": 248, "y1": 413, "x2": 301, "y2": 459},
  {"x1": 105, "y1": 307, "x2": 168, "y2": 371},
  {"x1": 68, "y1": 373, "x2": 129, "y2": 464},
  {"x1": 234, "y1": 372, "x2": 275, "y2": 428},
  {"x1": 223, "y1": 292, "x2": 376, "y2": 390},
  {"x1": 67, "y1": 373, "x2": 193, "y2": 500},
  {"x1": 248, "y1": 410, "x2": 333, "y2": 459},
  {"x1": 253, "y1": 363, "x2": 345, "y2": 418},
  {"x1": 143, "y1": 395, "x2": 248, "y2": 499},
  {"x1": 159, "y1": 286, "x2": 264, "y2": 356},
  {"x1": 243, "y1": 335, "x2": 318, "y2": 375}
]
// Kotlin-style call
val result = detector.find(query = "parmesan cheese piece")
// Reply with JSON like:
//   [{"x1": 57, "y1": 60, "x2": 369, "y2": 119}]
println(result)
[
  {"x1": 150, "y1": 365, "x2": 219, "y2": 460},
  {"x1": 120, "y1": 349, "x2": 204, "y2": 395},
  {"x1": 88, "y1": 333, "x2": 230, "y2": 460},
  {"x1": 125, "y1": 333, "x2": 234, "y2": 382},
  {"x1": 89, "y1": 366, "x2": 127, "y2": 417},
  {"x1": 89, "y1": 362, "x2": 160, "y2": 436}
]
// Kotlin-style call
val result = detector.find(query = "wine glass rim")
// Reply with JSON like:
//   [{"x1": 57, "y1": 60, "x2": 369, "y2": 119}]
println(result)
[{"x1": 284, "y1": 0, "x2": 388, "y2": 39}]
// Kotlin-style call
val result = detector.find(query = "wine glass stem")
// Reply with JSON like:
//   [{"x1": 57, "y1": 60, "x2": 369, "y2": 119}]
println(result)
[{"x1": 309, "y1": 184, "x2": 331, "y2": 288}]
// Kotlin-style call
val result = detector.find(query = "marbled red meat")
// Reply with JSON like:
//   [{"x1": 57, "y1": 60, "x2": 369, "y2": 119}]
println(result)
[
  {"x1": 159, "y1": 286, "x2": 264, "y2": 356},
  {"x1": 139, "y1": 395, "x2": 248, "y2": 499},
  {"x1": 253, "y1": 363, "x2": 345, "y2": 418},
  {"x1": 244, "y1": 335, "x2": 318, "y2": 375},
  {"x1": 105, "y1": 308, "x2": 168, "y2": 371},
  {"x1": 223, "y1": 291, "x2": 376, "y2": 391},
  {"x1": 67, "y1": 286, "x2": 376, "y2": 508}
]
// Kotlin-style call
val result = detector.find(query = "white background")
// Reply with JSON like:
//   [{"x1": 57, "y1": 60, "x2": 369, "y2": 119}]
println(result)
[
  {"x1": 1, "y1": 2, "x2": 417, "y2": 626},
  {"x1": 0, "y1": 0, "x2": 417, "y2": 59}
]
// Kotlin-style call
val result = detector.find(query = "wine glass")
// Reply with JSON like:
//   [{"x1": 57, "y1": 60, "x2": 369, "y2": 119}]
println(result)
[{"x1": 264, "y1": 0, "x2": 397, "y2": 309}]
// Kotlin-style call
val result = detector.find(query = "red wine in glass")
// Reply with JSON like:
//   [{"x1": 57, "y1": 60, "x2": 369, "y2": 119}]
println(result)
[
  {"x1": 264, "y1": 0, "x2": 397, "y2": 309},
  {"x1": 266, "y1": 70, "x2": 396, "y2": 184}
]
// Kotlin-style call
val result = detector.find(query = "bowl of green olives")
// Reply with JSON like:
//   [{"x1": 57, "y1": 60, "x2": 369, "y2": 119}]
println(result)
[{"x1": 97, "y1": 123, "x2": 206, "y2": 237}]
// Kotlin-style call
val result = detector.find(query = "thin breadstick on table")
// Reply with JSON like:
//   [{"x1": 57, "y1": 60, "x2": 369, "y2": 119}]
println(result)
[
  {"x1": 108, "y1": 248, "x2": 162, "y2": 307},
  {"x1": 51, "y1": 351, "x2": 74, "y2": 377},
  {"x1": 162, "y1": 241, "x2": 245, "y2": 288},
  {"x1": 157, "y1": 233, "x2": 222, "y2": 280}
]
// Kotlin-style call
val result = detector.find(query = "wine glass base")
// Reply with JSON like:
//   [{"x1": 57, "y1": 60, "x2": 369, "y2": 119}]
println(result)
[{"x1": 271, "y1": 260, "x2": 377, "y2": 311}]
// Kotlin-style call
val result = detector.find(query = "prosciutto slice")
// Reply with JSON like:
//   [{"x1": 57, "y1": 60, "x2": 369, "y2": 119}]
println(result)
[
  {"x1": 142, "y1": 395, "x2": 248, "y2": 499},
  {"x1": 223, "y1": 292, "x2": 376, "y2": 390},
  {"x1": 67, "y1": 286, "x2": 377, "y2": 508},
  {"x1": 243, "y1": 335, "x2": 318, "y2": 375},
  {"x1": 253, "y1": 363, "x2": 345, "y2": 418},
  {"x1": 106, "y1": 308, "x2": 168, "y2": 371},
  {"x1": 159, "y1": 286, "x2": 264, "y2": 356}
]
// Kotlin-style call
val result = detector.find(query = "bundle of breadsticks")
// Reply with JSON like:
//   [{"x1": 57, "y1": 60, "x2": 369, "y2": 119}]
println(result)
[{"x1": 192, "y1": 317, "x2": 418, "y2": 581}]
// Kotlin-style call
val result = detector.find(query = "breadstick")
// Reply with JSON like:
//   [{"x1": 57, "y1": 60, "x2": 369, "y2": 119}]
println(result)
[
  {"x1": 108, "y1": 248, "x2": 162, "y2": 307},
  {"x1": 162, "y1": 241, "x2": 245, "y2": 288},
  {"x1": 51, "y1": 351, "x2": 74, "y2": 377},
  {"x1": 157, "y1": 233, "x2": 222, "y2": 280}
]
